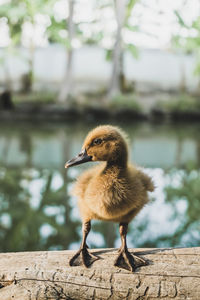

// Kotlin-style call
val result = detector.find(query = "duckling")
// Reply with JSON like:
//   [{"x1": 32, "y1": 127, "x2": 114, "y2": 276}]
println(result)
[{"x1": 65, "y1": 125, "x2": 154, "y2": 272}]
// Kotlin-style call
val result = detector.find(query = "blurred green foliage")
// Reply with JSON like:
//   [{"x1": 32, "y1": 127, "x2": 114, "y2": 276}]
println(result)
[
  {"x1": 0, "y1": 0, "x2": 140, "y2": 92},
  {"x1": 13, "y1": 91, "x2": 56, "y2": 103},
  {"x1": 108, "y1": 94, "x2": 141, "y2": 110},
  {"x1": 173, "y1": 10, "x2": 200, "y2": 76},
  {"x1": 0, "y1": 0, "x2": 57, "y2": 46},
  {"x1": 0, "y1": 0, "x2": 140, "y2": 52},
  {"x1": 0, "y1": 0, "x2": 58, "y2": 90},
  {"x1": 158, "y1": 94, "x2": 200, "y2": 113}
]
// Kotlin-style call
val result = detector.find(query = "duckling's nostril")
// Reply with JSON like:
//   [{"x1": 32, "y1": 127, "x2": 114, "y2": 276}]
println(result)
[{"x1": 79, "y1": 149, "x2": 87, "y2": 157}]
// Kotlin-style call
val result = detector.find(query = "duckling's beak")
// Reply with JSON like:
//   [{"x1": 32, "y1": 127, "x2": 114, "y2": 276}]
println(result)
[{"x1": 65, "y1": 149, "x2": 92, "y2": 168}]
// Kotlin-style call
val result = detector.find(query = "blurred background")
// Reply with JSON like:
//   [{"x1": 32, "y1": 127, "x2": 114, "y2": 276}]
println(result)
[{"x1": 0, "y1": 0, "x2": 200, "y2": 252}]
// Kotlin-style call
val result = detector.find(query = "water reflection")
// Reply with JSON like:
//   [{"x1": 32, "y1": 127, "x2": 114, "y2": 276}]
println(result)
[{"x1": 0, "y1": 121, "x2": 200, "y2": 252}]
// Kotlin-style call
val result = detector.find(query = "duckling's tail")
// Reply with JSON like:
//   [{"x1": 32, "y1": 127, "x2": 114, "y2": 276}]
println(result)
[
  {"x1": 139, "y1": 171, "x2": 155, "y2": 192},
  {"x1": 145, "y1": 178, "x2": 155, "y2": 192}
]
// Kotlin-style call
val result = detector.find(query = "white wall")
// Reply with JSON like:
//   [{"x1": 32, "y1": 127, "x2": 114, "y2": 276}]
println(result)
[{"x1": 0, "y1": 45, "x2": 198, "y2": 92}]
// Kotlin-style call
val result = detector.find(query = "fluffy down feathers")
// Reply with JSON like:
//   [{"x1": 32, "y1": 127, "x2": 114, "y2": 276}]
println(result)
[{"x1": 71, "y1": 125, "x2": 154, "y2": 224}]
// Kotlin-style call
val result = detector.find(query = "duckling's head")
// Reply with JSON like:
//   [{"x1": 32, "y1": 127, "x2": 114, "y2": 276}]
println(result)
[{"x1": 65, "y1": 125, "x2": 129, "y2": 168}]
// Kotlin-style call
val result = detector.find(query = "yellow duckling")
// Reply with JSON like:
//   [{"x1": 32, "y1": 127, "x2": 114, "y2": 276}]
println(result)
[{"x1": 65, "y1": 125, "x2": 154, "y2": 271}]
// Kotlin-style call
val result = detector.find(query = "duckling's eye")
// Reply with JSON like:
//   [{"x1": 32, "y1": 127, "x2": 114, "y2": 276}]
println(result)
[{"x1": 93, "y1": 138, "x2": 102, "y2": 145}]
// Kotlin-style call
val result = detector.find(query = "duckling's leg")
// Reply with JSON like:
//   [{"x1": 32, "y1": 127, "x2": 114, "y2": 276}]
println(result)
[
  {"x1": 69, "y1": 221, "x2": 99, "y2": 267},
  {"x1": 114, "y1": 223, "x2": 147, "y2": 272}
]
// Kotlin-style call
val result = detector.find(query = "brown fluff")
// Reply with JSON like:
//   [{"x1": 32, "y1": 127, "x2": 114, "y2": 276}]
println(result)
[{"x1": 72, "y1": 125, "x2": 154, "y2": 224}]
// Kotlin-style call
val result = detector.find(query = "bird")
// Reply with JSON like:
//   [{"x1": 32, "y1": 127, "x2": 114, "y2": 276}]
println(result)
[{"x1": 65, "y1": 125, "x2": 154, "y2": 272}]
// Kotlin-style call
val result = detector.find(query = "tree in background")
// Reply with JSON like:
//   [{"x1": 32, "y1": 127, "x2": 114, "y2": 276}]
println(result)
[
  {"x1": 47, "y1": 0, "x2": 85, "y2": 103},
  {"x1": 108, "y1": 0, "x2": 126, "y2": 97},
  {"x1": 48, "y1": 0, "x2": 140, "y2": 102},
  {"x1": 56, "y1": 0, "x2": 75, "y2": 103},
  {"x1": 36, "y1": 0, "x2": 75, "y2": 103},
  {"x1": 107, "y1": 0, "x2": 139, "y2": 98}
]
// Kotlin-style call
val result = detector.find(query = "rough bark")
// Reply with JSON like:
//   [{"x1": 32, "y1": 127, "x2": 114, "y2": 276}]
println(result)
[{"x1": 0, "y1": 247, "x2": 200, "y2": 300}]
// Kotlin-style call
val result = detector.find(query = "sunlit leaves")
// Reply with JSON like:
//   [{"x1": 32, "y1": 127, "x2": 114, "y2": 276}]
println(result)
[
  {"x1": 127, "y1": 43, "x2": 139, "y2": 58},
  {"x1": 174, "y1": 10, "x2": 189, "y2": 29},
  {"x1": 173, "y1": 9, "x2": 200, "y2": 76}
]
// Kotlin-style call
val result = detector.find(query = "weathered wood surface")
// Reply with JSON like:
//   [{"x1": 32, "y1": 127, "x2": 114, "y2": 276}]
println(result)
[{"x1": 0, "y1": 247, "x2": 200, "y2": 300}]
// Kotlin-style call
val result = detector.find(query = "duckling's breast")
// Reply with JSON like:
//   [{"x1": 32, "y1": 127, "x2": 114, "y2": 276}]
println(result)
[{"x1": 83, "y1": 169, "x2": 147, "y2": 221}]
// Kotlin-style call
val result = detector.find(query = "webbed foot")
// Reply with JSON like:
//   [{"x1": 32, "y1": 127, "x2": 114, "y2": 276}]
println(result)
[
  {"x1": 114, "y1": 248, "x2": 147, "y2": 272},
  {"x1": 69, "y1": 247, "x2": 99, "y2": 267}
]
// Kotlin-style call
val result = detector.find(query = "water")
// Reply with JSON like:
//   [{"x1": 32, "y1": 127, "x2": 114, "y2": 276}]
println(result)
[{"x1": 0, "y1": 121, "x2": 200, "y2": 252}]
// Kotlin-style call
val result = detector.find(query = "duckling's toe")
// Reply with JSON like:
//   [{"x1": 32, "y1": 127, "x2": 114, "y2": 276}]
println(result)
[
  {"x1": 114, "y1": 249, "x2": 147, "y2": 272},
  {"x1": 69, "y1": 248, "x2": 99, "y2": 268}
]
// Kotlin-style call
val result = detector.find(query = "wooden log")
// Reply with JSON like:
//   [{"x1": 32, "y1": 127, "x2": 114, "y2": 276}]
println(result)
[{"x1": 0, "y1": 248, "x2": 200, "y2": 300}]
